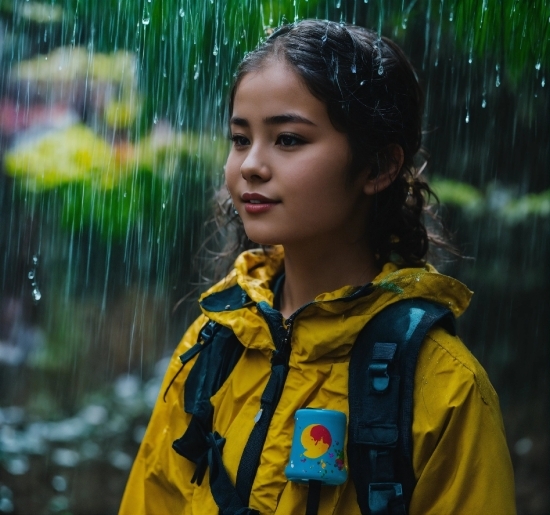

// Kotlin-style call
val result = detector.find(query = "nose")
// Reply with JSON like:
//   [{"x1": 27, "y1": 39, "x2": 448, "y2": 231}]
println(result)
[{"x1": 240, "y1": 145, "x2": 271, "y2": 182}]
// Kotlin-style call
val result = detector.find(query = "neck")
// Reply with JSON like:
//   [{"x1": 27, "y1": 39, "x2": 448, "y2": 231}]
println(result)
[{"x1": 279, "y1": 239, "x2": 380, "y2": 319}]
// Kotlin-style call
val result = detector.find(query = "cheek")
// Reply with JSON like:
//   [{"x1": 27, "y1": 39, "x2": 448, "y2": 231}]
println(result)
[{"x1": 224, "y1": 154, "x2": 241, "y2": 194}]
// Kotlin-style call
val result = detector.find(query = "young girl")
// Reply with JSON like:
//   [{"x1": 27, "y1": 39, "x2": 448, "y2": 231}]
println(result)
[{"x1": 120, "y1": 20, "x2": 515, "y2": 515}]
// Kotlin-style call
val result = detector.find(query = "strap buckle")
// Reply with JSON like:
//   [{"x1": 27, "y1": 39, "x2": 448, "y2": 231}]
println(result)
[{"x1": 369, "y1": 342, "x2": 398, "y2": 393}]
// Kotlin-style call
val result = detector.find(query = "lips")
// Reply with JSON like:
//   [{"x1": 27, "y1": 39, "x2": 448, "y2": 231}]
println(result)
[
  {"x1": 241, "y1": 193, "x2": 280, "y2": 214},
  {"x1": 241, "y1": 193, "x2": 278, "y2": 203}
]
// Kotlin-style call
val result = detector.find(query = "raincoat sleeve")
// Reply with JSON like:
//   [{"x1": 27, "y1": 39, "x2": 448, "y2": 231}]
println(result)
[
  {"x1": 119, "y1": 314, "x2": 209, "y2": 515},
  {"x1": 409, "y1": 326, "x2": 516, "y2": 515}
]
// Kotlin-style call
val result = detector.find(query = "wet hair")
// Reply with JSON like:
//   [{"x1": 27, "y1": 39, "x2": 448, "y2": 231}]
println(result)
[{"x1": 213, "y1": 19, "x2": 450, "y2": 272}]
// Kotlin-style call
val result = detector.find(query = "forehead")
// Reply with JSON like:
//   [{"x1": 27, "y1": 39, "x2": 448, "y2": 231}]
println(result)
[{"x1": 232, "y1": 59, "x2": 328, "y2": 121}]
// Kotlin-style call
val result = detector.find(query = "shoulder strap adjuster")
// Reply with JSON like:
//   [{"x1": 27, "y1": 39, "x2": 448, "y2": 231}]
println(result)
[{"x1": 369, "y1": 342, "x2": 398, "y2": 392}]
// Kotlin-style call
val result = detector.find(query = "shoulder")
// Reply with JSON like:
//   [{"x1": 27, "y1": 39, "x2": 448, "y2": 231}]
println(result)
[
  {"x1": 415, "y1": 326, "x2": 500, "y2": 409},
  {"x1": 409, "y1": 329, "x2": 516, "y2": 514}
]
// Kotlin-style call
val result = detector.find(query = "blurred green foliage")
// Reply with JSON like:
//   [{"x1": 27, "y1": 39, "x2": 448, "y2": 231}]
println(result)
[{"x1": 431, "y1": 177, "x2": 550, "y2": 223}]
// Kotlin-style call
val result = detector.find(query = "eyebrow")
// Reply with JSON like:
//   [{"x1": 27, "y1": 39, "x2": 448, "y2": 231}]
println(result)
[{"x1": 230, "y1": 113, "x2": 316, "y2": 127}]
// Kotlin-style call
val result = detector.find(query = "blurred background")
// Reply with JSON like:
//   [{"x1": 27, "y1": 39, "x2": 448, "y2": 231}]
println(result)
[{"x1": 0, "y1": 1, "x2": 548, "y2": 513}]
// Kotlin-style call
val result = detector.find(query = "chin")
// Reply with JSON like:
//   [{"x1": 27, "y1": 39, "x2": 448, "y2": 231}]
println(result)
[{"x1": 243, "y1": 229, "x2": 282, "y2": 247}]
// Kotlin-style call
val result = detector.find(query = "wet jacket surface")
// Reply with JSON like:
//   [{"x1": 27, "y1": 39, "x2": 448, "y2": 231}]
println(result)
[{"x1": 120, "y1": 248, "x2": 516, "y2": 515}]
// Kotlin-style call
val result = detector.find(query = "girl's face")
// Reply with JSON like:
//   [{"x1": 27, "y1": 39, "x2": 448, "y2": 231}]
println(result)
[{"x1": 225, "y1": 59, "x2": 371, "y2": 249}]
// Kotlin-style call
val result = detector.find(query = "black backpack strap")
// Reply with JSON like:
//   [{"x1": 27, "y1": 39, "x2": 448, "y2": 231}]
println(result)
[
  {"x1": 348, "y1": 299, "x2": 455, "y2": 515},
  {"x1": 172, "y1": 321, "x2": 245, "y2": 486},
  {"x1": 235, "y1": 301, "x2": 291, "y2": 507}
]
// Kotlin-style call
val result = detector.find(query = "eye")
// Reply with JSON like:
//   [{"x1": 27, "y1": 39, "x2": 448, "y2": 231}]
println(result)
[
  {"x1": 230, "y1": 134, "x2": 250, "y2": 147},
  {"x1": 276, "y1": 134, "x2": 305, "y2": 147}
]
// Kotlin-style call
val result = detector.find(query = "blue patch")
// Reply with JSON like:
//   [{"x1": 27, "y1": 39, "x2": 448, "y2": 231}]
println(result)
[{"x1": 405, "y1": 308, "x2": 425, "y2": 341}]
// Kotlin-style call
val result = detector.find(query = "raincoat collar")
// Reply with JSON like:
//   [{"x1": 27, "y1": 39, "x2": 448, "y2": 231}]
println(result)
[{"x1": 198, "y1": 247, "x2": 472, "y2": 361}]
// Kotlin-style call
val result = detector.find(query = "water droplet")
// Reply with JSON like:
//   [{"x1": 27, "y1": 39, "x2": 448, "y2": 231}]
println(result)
[
  {"x1": 142, "y1": 17, "x2": 150, "y2": 25},
  {"x1": 179, "y1": 8, "x2": 184, "y2": 17},
  {"x1": 468, "y1": 56, "x2": 473, "y2": 64},
  {"x1": 378, "y1": 64, "x2": 384, "y2": 75},
  {"x1": 449, "y1": 12, "x2": 454, "y2": 21},
  {"x1": 495, "y1": 75, "x2": 501, "y2": 87},
  {"x1": 28, "y1": 270, "x2": 35, "y2": 280},
  {"x1": 194, "y1": 71, "x2": 200, "y2": 80},
  {"x1": 535, "y1": 61, "x2": 541, "y2": 70},
  {"x1": 32, "y1": 288, "x2": 42, "y2": 302},
  {"x1": 153, "y1": 114, "x2": 158, "y2": 124},
  {"x1": 542, "y1": 78, "x2": 546, "y2": 87},
  {"x1": 465, "y1": 113, "x2": 470, "y2": 123},
  {"x1": 351, "y1": 64, "x2": 356, "y2": 73},
  {"x1": 213, "y1": 45, "x2": 219, "y2": 56},
  {"x1": 482, "y1": 99, "x2": 487, "y2": 108}
]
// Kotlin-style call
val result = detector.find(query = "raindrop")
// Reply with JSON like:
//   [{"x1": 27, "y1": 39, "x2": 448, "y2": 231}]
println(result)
[
  {"x1": 542, "y1": 78, "x2": 546, "y2": 87},
  {"x1": 213, "y1": 45, "x2": 219, "y2": 56},
  {"x1": 28, "y1": 270, "x2": 35, "y2": 280},
  {"x1": 351, "y1": 64, "x2": 356, "y2": 73},
  {"x1": 336, "y1": 0, "x2": 341, "y2": 8},
  {"x1": 194, "y1": 70, "x2": 200, "y2": 80},
  {"x1": 142, "y1": 17, "x2": 150, "y2": 25},
  {"x1": 378, "y1": 64, "x2": 384, "y2": 75},
  {"x1": 32, "y1": 288, "x2": 42, "y2": 303},
  {"x1": 482, "y1": 99, "x2": 487, "y2": 108},
  {"x1": 535, "y1": 61, "x2": 541, "y2": 70},
  {"x1": 495, "y1": 75, "x2": 501, "y2": 87},
  {"x1": 465, "y1": 113, "x2": 470, "y2": 123},
  {"x1": 178, "y1": 8, "x2": 185, "y2": 17},
  {"x1": 32, "y1": 256, "x2": 38, "y2": 265},
  {"x1": 153, "y1": 114, "x2": 158, "y2": 124}
]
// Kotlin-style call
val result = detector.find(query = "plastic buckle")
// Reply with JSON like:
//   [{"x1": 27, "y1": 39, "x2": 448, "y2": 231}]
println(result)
[
  {"x1": 369, "y1": 362, "x2": 390, "y2": 392},
  {"x1": 369, "y1": 342, "x2": 398, "y2": 393}
]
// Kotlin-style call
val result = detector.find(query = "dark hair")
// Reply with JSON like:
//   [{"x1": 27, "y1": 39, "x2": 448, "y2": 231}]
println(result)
[{"x1": 215, "y1": 19, "x2": 449, "y2": 270}]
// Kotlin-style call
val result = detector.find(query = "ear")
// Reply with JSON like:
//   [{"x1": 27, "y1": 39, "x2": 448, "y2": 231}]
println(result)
[{"x1": 362, "y1": 144, "x2": 404, "y2": 196}]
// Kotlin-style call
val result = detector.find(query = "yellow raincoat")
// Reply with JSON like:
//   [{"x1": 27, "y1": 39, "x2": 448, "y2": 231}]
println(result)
[{"x1": 120, "y1": 248, "x2": 516, "y2": 515}]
